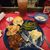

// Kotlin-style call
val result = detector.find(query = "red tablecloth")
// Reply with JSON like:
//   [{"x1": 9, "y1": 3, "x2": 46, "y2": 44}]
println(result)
[{"x1": 0, "y1": 12, "x2": 50, "y2": 50}]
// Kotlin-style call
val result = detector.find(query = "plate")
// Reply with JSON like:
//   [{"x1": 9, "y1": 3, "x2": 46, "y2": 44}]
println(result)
[
  {"x1": 3, "y1": 20, "x2": 44, "y2": 50},
  {"x1": 34, "y1": 13, "x2": 48, "y2": 23},
  {"x1": 22, "y1": 20, "x2": 44, "y2": 46}
]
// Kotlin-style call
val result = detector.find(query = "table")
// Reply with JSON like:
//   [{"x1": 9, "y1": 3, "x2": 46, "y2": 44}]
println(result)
[{"x1": 0, "y1": 12, "x2": 50, "y2": 50}]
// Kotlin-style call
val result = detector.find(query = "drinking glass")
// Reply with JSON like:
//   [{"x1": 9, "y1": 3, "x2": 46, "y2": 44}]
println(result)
[{"x1": 17, "y1": 0, "x2": 28, "y2": 16}]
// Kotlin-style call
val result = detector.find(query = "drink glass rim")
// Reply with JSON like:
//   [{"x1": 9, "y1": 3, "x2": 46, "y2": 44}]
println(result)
[{"x1": 17, "y1": 0, "x2": 28, "y2": 3}]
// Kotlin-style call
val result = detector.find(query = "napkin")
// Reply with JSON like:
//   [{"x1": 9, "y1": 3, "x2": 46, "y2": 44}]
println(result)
[{"x1": 0, "y1": 12, "x2": 6, "y2": 21}]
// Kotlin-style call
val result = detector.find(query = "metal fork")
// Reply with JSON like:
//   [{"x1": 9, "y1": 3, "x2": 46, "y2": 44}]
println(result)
[{"x1": 21, "y1": 33, "x2": 44, "y2": 50}]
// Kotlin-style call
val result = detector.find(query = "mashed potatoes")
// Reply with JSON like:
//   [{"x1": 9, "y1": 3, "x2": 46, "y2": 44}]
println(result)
[{"x1": 29, "y1": 30, "x2": 42, "y2": 42}]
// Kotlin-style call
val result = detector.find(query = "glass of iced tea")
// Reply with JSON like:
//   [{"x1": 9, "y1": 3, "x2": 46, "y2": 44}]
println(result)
[{"x1": 17, "y1": 0, "x2": 28, "y2": 16}]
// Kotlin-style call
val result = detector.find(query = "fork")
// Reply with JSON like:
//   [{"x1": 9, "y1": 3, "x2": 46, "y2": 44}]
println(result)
[{"x1": 21, "y1": 33, "x2": 44, "y2": 50}]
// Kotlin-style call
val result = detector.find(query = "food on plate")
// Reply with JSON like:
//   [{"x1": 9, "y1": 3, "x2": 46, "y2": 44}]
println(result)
[
  {"x1": 23, "y1": 21, "x2": 37, "y2": 30},
  {"x1": 29, "y1": 30, "x2": 42, "y2": 42},
  {"x1": 6, "y1": 25, "x2": 23, "y2": 50},
  {"x1": 13, "y1": 16, "x2": 24, "y2": 26},
  {"x1": 7, "y1": 33, "x2": 23, "y2": 50},
  {"x1": 6, "y1": 25, "x2": 20, "y2": 36},
  {"x1": 35, "y1": 16, "x2": 46, "y2": 21},
  {"x1": 0, "y1": 30, "x2": 2, "y2": 37},
  {"x1": 6, "y1": 17, "x2": 13, "y2": 22}
]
